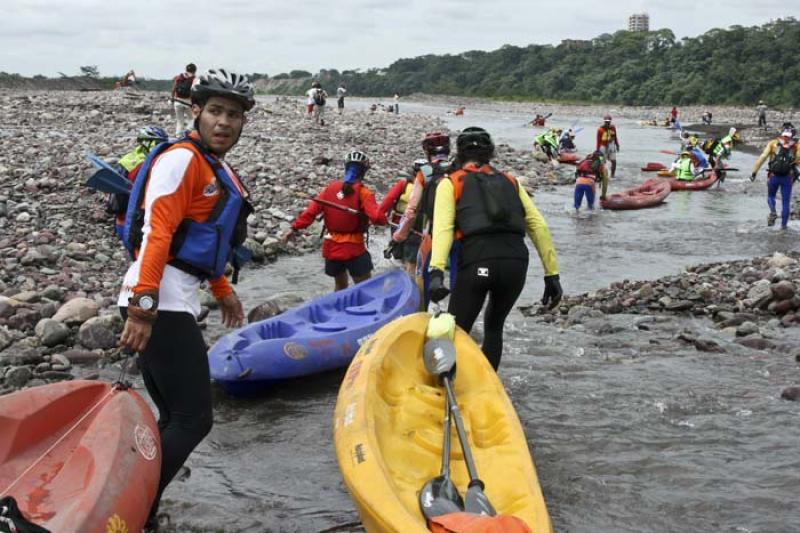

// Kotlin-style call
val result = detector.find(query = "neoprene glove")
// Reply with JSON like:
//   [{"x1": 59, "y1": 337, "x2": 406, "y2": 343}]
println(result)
[
  {"x1": 750, "y1": 172, "x2": 757, "y2": 182},
  {"x1": 541, "y1": 274, "x2": 563, "y2": 310},
  {"x1": 428, "y1": 269, "x2": 450, "y2": 303}
]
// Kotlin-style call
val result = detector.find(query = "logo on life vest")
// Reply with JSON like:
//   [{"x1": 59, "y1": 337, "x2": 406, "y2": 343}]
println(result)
[
  {"x1": 134, "y1": 423, "x2": 158, "y2": 461},
  {"x1": 477, "y1": 267, "x2": 489, "y2": 277},
  {"x1": 202, "y1": 180, "x2": 219, "y2": 196}
]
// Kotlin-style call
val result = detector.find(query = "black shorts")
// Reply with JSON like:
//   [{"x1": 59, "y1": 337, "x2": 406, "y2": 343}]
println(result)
[
  {"x1": 402, "y1": 234, "x2": 422, "y2": 263},
  {"x1": 325, "y1": 251, "x2": 373, "y2": 277},
  {"x1": 337, "y1": 97, "x2": 345, "y2": 109}
]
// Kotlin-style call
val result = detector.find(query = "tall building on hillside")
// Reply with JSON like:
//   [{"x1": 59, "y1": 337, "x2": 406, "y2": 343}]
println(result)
[{"x1": 628, "y1": 13, "x2": 650, "y2": 32}]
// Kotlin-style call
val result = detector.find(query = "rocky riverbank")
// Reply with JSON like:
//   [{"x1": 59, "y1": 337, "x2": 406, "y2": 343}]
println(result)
[{"x1": 0, "y1": 89, "x2": 563, "y2": 393}]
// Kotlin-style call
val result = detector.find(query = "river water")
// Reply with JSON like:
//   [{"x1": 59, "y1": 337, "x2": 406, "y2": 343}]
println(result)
[{"x1": 151, "y1": 100, "x2": 800, "y2": 532}]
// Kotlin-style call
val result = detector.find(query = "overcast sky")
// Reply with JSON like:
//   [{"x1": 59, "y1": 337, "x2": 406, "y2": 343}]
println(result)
[{"x1": 2, "y1": 0, "x2": 798, "y2": 79}]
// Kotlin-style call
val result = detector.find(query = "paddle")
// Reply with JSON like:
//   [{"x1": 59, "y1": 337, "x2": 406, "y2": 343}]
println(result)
[
  {"x1": 423, "y1": 337, "x2": 496, "y2": 517},
  {"x1": 86, "y1": 168, "x2": 131, "y2": 195},
  {"x1": 419, "y1": 393, "x2": 463, "y2": 520}
]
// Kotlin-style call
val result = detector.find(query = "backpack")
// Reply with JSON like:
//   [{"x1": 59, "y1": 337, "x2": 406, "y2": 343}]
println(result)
[
  {"x1": 769, "y1": 144, "x2": 797, "y2": 176},
  {"x1": 175, "y1": 74, "x2": 193, "y2": 98},
  {"x1": 313, "y1": 89, "x2": 326, "y2": 106},
  {"x1": 701, "y1": 138, "x2": 718, "y2": 155}
]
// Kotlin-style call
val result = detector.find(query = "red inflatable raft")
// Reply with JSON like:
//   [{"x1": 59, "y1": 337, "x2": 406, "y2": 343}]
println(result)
[
  {"x1": 601, "y1": 178, "x2": 671, "y2": 210},
  {"x1": 641, "y1": 162, "x2": 667, "y2": 172},
  {"x1": 668, "y1": 171, "x2": 718, "y2": 191},
  {"x1": 0, "y1": 380, "x2": 160, "y2": 532},
  {"x1": 558, "y1": 152, "x2": 579, "y2": 164}
]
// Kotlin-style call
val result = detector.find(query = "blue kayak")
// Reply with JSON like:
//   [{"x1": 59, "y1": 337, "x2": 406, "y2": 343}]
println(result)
[{"x1": 209, "y1": 269, "x2": 420, "y2": 395}]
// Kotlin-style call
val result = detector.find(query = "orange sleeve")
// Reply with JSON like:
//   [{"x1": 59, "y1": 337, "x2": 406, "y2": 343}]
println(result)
[
  {"x1": 208, "y1": 276, "x2": 233, "y2": 300},
  {"x1": 133, "y1": 154, "x2": 199, "y2": 295},
  {"x1": 360, "y1": 187, "x2": 388, "y2": 225}
]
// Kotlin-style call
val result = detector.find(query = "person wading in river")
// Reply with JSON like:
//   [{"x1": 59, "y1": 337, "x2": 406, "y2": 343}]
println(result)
[
  {"x1": 427, "y1": 127, "x2": 562, "y2": 370},
  {"x1": 118, "y1": 68, "x2": 254, "y2": 532},
  {"x1": 596, "y1": 114, "x2": 620, "y2": 179},
  {"x1": 282, "y1": 151, "x2": 401, "y2": 291},
  {"x1": 751, "y1": 130, "x2": 799, "y2": 229}
]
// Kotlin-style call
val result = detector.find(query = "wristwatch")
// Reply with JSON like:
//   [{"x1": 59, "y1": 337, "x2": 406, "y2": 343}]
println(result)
[{"x1": 130, "y1": 292, "x2": 159, "y2": 312}]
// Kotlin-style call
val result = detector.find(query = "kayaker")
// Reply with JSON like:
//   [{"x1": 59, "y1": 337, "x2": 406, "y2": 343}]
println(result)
[
  {"x1": 107, "y1": 125, "x2": 170, "y2": 239},
  {"x1": 750, "y1": 130, "x2": 799, "y2": 228},
  {"x1": 382, "y1": 163, "x2": 422, "y2": 273},
  {"x1": 529, "y1": 113, "x2": 546, "y2": 127},
  {"x1": 670, "y1": 150, "x2": 703, "y2": 181},
  {"x1": 596, "y1": 114, "x2": 620, "y2": 178},
  {"x1": 388, "y1": 133, "x2": 458, "y2": 301},
  {"x1": 427, "y1": 127, "x2": 562, "y2": 369},
  {"x1": 118, "y1": 68, "x2": 255, "y2": 532},
  {"x1": 559, "y1": 129, "x2": 576, "y2": 152},
  {"x1": 533, "y1": 129, "x2": 559, "y2": 161},
  {"x1": 283, "y1": 150, "x2": 401, "y2": 290},
  {"x1": 574, "y1": 150, "x2": 608, "y2": 211}
]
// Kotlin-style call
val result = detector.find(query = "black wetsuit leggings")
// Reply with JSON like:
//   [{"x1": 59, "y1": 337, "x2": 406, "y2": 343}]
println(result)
[
  {"x1": 447, "y1": 257, "x2": 528, "y2": 370},
  {"x1": 120, "y1": 308, "x2": 213, "y2": 519}
]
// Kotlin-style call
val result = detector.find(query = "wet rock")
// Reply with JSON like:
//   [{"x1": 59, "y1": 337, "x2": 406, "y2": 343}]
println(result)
[
  {"x1": 694, "y1": 336, "x2": 724, "y2": 352},
  {"x1": 4, "y1": 366, "x2": 32, "y2": 388},
  {"x1": 52, "y1": 297, "x2": 99, "y2": 325},
  {"x1": 771, "y1": 281, "x2": 795, "y2": 301},
  {"x1": 780, "y1": 386, "x2": 800, "y2": 401},
  {"x1": 736, "y1": 336, "x2": 776, "y2": 350},
  {"x1": 744, "y1": 280, "x2": 773, "y2": 309},
  {"x1": 767, "y1": 252, "x2": 796, "y2": 269},
  {"x1": 50, "y1": 353, "x2": 72, "y2": 371},
  {"x1": 665, "y1": 300, "x2": 693, "y2": 312},
  {"x1": 34, "y1": 318, "x2": 70, "y2": 347},
  {"x1": 62, "y1": 348, "x2": 103, "y2": 365},
  {"x1": 781, "y1": 314, "x2": 799, "y2": 327},
  {"x1": 36, "y1": 370, "x2": 73, "y2": 381},
  {"x1": 247, "y1": 293, "x2": 306, "y2": 323},
  {"x1": 636, "y1": 283, "x2": 655, "y2": 299},
  {"x1": 736, "y1": 321, "x2": 759, "y2": 336},
  {"x1": 78, "y1": 316, "x2": 118, "y2": 350},
  {"x1": 771, "y1": 299, "x2": 797, "y2": 316}
]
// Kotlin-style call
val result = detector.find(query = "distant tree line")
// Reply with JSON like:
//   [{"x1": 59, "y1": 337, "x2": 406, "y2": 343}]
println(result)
[{"x1": 269, "y1": 18, "x2": 800, "y2": 107}]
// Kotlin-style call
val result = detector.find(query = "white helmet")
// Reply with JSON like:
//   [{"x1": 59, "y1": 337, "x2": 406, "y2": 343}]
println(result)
[
  {"x1": 345, "y1": 150, "x2": 370, "y2": 168},
  {"x1": 192, "y1": 68, "x2": 255, "y2": 111}
]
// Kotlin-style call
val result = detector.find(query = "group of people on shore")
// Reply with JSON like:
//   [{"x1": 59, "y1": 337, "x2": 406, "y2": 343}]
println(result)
[{"x1": 112, "y1": 67, "x2": 561, "y2": 531}]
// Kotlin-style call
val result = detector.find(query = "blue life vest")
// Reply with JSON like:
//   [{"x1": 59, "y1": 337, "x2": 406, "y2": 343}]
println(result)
[
  {"x1": 691, "y1": 148, "x2": 708, "y2": 169},
  {"x1": 122, "y1": 137, "x2": 251, "y2": 281}
]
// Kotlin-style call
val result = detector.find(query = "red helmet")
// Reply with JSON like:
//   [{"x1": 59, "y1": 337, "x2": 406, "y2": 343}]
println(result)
[{"x1": 422, "y1": 132, "x2": 451, "y2": 160}]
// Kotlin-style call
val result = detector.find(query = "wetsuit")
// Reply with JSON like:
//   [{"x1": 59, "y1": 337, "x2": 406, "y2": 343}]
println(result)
[{"x1": 431, "y1": 163, "x2": 559, "y2": 369}]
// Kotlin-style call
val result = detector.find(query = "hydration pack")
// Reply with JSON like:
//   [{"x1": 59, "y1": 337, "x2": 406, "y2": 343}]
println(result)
[
  {"x1": 769, "y1": 144, "x2": 797, "y2": 176},
  {"x1": 175, "y1": 75, "x2": 193, "y2": 98},
  {"x1": 313, "y1": 89, "x2": 326, "y2": 106}
]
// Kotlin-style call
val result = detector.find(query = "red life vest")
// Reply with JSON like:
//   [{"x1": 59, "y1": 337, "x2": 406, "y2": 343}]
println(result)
[{"x1": 318, "y1": 180, "x2": 367, "y2": 234}]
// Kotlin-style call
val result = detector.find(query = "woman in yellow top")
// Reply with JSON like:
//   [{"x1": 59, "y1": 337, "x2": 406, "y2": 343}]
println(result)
[
  {"x1": 750, "y1": 130, "x2": 799, "y2": 228},
  {"x1": 427, "y1": 127, "x2": 562, "y2": 369}
]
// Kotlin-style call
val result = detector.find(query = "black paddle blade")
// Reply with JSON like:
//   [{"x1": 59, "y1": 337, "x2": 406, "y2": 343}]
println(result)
[
  {"x1": 423, "y1": 338, "x2": 456, "y2": 378},
  {"x1": 419, "y1": 476, "x2": 464, "y2": 520},
  {"x1": 465, "y1": 480, "x2": 496, "y2": 516}
]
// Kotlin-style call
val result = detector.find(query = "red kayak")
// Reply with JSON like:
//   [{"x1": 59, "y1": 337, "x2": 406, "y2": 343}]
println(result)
[
  {"x1": 558, "y1": 152, "x2": 579, "y2": 164},
  {"x1": 601, "y1": 178, "x2": 671, "y2": 210},
  {"x1": 668, "y1": 171, "x2": 718, "y2": 191},
  {"x1": 0, "y1": 380, "x2": 160, "y2": 532},
  {"x1": 641, "y1": 162, "x2": 667, "y2": 172}
]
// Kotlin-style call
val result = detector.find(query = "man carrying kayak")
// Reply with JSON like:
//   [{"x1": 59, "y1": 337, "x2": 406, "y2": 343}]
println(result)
[
  {"x1": 283, "y1": 151, "x2": 401, "y2": 290},
  {"x1": 427, "y1": 127, "x2": 562, "y2": 370},
  {"x1": 574, "y1": 150, "x2": 608, "y2": 211},
  {"x1": 596, "y1": 114, "x2": 620, "y2": 178},
  {"x1": 751, "y1": 129, "x2": 799, "y2": 229},
  {"x1": 118, "y1": 69, "x2": 255, "y2": 532}
]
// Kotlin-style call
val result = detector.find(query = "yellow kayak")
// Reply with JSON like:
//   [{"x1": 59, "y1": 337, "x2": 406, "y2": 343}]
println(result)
[
  {"x1": 657, "y1": 169, "x2": 676, "y2": 178},
  {"x1": 333, "y1": 313, "x2": 552, "y2": 532}
]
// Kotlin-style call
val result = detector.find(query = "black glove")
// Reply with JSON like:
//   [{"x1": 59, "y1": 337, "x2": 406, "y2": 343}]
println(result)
[
  {"x1": 383, "y1": 240, "x2": 398, "y2": 259},
  {"x1": 428, "y1": 268, "x2": 450, "y2": 303},
  {"x1": 541, "y1": 274, "x2": 563, "y2": 310},
  {"x1": 749, "y1": 172, "x2": 757, "y2": 182}
]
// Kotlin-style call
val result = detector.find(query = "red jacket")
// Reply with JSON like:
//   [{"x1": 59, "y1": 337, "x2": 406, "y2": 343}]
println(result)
[
  {"x1": 291, "y1": 180, "x2": 398, "y2": 261},
  {"x1": 596, "y1": 125, "x2": 620, "y2": 151}
]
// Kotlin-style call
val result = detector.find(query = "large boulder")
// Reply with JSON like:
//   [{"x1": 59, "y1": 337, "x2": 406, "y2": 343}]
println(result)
[
  {"x1": 52, "y1": 297, "x2": 99, "y2": 325},
  {"x1": 34, "y1": 318, "x2": 70, "y2": 347},
  {"x1": 78, "y1": 315, "x2": 122, "y2": 350}
]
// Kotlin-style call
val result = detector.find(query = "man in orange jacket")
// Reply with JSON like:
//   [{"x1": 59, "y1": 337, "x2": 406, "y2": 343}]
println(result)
[{"x1": 596, "y1": 114, "x2": 620, "y2": 178}]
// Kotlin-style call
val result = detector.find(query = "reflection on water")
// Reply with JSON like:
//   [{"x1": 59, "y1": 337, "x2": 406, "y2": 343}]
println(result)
[{"x1": 161, "y1": 101, "x2": 800, "y2": 532}]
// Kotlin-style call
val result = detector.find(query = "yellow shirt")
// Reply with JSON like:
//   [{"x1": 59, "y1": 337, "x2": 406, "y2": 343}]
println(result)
[
  {"x1": 430, "y1": 170, "x2": 559, "y2": 276},
  {"x1": 752, "y1": 139, "x2": 800, "y2": 175}
]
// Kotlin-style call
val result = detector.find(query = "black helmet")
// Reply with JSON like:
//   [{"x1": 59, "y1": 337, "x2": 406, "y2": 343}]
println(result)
[
  {"x1": 192, "y1": 68, "x2": 255, "y2": 111},
  {"x1": 456, "y1": 127, "x2": 494, "y2": 153}
]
